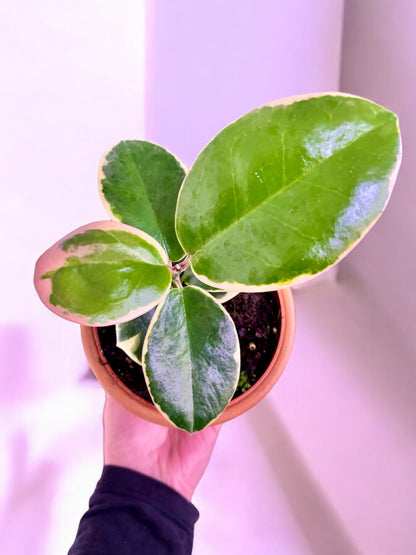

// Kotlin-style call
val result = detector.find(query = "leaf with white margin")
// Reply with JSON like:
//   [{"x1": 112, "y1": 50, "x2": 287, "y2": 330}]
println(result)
[
  {"x1": 34, "y1": 221, "x2": 171, "y2": 326},
  {"x1": 176, "y1": 93, "x2": 402, "y2": 291},
  {"x1": 116, "y1": 308, "x2": 155, "y2": 365},
  {"x1": 211, "y1": 290, "x2": 239, "y2": 303},
  {"x1": 99, "y1": 140, "x2": 186, "y2": 262},
  {"x1": 181, "y1": 266, "x2": 238, "y2": 303},
  {"x1": 142, "y1": 286, "x2": 240, "y2": 432}
]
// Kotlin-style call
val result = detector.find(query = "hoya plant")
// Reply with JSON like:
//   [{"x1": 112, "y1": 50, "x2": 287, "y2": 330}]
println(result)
[{"x1": 34, "y1": 93, "x2": 401, "y2": 432}]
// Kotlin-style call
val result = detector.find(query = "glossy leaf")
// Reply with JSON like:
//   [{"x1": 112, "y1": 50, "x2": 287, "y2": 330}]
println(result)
[
  {"x1": 116, "y1": 307, "x2": 155, "y2": 365},
  {"x1": 142, "y1": 286, "x2": 240, "y2": 432},
  {"x1": 181, "y1": 266, "x2": 238, "y2": 303},
  {"x1": 181, "y1": 266, "x2": 223, "y2": 292},
  {"x1": 99, "y1": 140, "x2": 186, "y2": 261},
  {"x1": 211, "y1": 290, "x2": 239, "y2": 303},
  {"x1": 176, "y1": 93, "x2": 402, "y2": 290},
  {"x1": 34, "y1": 221, "x2": 171, "y2": 326}
]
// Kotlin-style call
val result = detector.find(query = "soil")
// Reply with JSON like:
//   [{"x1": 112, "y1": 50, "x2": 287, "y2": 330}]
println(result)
[{"x1": 97, "y1": 292, "x2": 281, "y2": 403}]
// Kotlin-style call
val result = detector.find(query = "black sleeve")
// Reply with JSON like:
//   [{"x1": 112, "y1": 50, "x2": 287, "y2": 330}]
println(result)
[{"x1": 68, "y1": 465, "x2": 199, "y2": 555}]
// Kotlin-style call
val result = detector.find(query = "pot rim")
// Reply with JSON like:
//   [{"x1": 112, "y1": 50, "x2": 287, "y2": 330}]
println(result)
[{"x1": 81, "y1": 288, "x2": 295, "y2": 428}]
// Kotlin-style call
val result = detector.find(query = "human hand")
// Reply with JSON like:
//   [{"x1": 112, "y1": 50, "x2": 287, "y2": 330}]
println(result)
[{"x1": 103, "y1": 394, "x2": 221, "y2": 501}]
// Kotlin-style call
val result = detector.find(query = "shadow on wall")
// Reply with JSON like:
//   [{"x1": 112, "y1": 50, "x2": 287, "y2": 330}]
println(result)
[
  {"x1": 0, "y1": 325, "x2": 61, "y2": 553},
  {"x1": 0, "y1": 324, "x2": 36, "y2": 403},
  {"x1": 297, "y1": 277, "x2": 416, "y2": 441},
  {"x1": 249, "y1": 399, "x2": 360, "y2": 555},
  {"x1": 0, "y1": 431, "x2": 60, "y2": 555}
]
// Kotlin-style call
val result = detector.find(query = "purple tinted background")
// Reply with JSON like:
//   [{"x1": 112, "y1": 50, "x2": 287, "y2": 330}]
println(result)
[{"x1": 1, "y1": 1, "x2": 415, "y2": 553}]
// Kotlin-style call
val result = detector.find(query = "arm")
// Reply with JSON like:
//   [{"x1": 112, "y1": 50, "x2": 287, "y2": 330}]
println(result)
[{"x1": 68, "y1": 394, "x2": 220, "y2": 555}]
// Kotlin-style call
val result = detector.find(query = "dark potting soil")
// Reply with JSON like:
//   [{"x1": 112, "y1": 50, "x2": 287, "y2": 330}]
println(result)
[{"x1": 97, "y1": 292, "x2": 281, "y2": 402}]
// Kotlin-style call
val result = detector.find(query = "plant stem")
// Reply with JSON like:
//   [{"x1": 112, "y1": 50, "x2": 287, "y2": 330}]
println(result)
[{"x1": 173, "y1": 277, "x2": 183, "y2": 289}]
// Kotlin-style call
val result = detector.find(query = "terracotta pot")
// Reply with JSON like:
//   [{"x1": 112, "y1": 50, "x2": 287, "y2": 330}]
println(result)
[{"x1": 81, "y1": 288, "x2": 295, "y2": 427}]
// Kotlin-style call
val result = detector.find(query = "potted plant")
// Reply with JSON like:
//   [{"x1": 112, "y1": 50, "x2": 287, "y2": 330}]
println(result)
[{"x1": 34, "y1": 92, "x2": 401, "y2": 433}]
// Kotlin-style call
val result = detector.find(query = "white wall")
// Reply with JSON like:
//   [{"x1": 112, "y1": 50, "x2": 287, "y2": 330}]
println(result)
[
  {"x1": 0, "y1": 0, "x2": 145, "y2": 391},
  {"x1": 340, "y1": 0, "x2": 416, "y2": 351},
  {"x1": 144, "y1": 0, "x2": 344, "y2": 167},
  {"x1": 0, "y1": 2, "x2": 145, "y2": 553}
]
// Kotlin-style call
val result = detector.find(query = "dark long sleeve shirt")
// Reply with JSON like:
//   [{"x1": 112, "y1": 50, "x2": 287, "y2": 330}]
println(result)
[{"x1": 68, "y1": 465, "x2": 199, "y2": 554}]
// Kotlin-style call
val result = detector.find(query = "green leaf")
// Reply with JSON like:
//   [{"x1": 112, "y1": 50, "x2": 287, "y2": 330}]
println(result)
[
  {"x1": 181, "y1": 266, "x2": 223, "y2": 292},
  {"x1": 211, "y1": 290, "x2": 239, "y2": 303},
  {"x1": 176, "y1": 93, "x2": 402, "y2": 289},
  {"x1": 181, "y1": 266, "x2": 238, "y2": 303},
  {"x1": 99, "y1": 140, "x2": 186, "y2": 261},
  {"x1": 142, "y1": 286, "x2": 240, "y2": 432},
  {"x1": 116, "y1": 308, "x2": 155, "y2": 365},
  {"x1": 34, "y1": 221, "x2": 172, "y2": 326}
]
